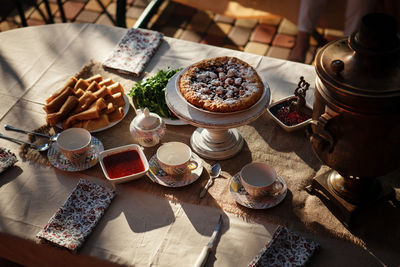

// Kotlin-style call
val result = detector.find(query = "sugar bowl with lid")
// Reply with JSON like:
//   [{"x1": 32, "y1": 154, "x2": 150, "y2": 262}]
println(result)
[{"x1": 130, "y1": 108, "x2": 166, "y2": 147}]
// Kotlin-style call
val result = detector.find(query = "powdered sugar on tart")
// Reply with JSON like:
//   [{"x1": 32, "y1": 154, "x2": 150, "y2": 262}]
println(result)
[{"x1": 179, "y1": 57, "x2": 264, "y2": 112}]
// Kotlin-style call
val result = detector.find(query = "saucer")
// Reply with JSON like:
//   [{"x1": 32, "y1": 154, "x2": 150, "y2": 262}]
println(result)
[
  {"x1": 47, "y1": 137, "x2": 104, "y2": 172},
  {"x1": 146, "y1": 152, "x2": 203, "y2": 187},
  {"x1": 229, "y1": 173, "x2": 287, "y2": 209}
]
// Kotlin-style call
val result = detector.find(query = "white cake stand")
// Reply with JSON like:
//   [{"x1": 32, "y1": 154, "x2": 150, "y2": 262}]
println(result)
[{"x1": 165, "y1": 72, "x2": 271, "y2": 160}]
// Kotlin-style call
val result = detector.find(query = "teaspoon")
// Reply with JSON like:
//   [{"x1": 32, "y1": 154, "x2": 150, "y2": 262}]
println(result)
[
  {"x1": 5, "y1": 124, "x2": 60, "y2": 142},
  {"x1": 0, "y1": 133, "x2": 50, "y2": 151},
  {"x1": 199, "y1": 163, "x2": 221, "y2": 199}
]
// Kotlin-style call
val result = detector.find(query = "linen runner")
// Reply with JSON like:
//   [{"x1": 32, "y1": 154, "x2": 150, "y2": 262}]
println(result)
[
  {"x1": 102, "y1": 28, "x2": 163, "y2": 76},
  {"x1": 36, "y1": 179, "x2": 115, "y2": 251}
]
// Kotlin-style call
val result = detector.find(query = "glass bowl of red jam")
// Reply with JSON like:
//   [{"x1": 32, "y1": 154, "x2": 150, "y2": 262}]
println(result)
[
  {"x1": 99, "y1": 144, "x2": 149, "y2": 184},
  {"x1": 267, "y1": 95, "x2": 312, "y2": 132}
]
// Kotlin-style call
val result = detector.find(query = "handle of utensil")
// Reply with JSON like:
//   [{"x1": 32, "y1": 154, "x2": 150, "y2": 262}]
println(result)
[
  {"x1": 5, "y1": 125, "x2": 50, "y2": 138},
  {"x1": 0, "y1": 133, "x2": 38, "y2": 148},
  {"x1": 193, "y1": 246, "x2": 210, "y2": 267},
  {"x1": 146, "y1": 168, "x2": 158, "y2": 183},
  {"x1": 199, "y1": 178, "x2": 213, "y2": 199}
]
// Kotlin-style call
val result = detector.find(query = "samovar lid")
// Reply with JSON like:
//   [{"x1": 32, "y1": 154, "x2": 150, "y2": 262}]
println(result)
[{"x1": 315, "y1": 13, "x2": 400, "y2": 112}]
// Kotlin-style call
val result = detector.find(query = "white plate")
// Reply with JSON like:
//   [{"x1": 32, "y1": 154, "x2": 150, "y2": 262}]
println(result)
[
  {"x1": 47, "y1": 136, "x2": 104, "y2": 172},
  {"x1": 57, "y1": 94, "x2": 130, "y2": 133},
  {"x1": 162, "y1": 117, "x2": 188, "y2": 125},
  {"x1": 146, "y1": 152, "x2": 203, "y2": 187},
  {"x1": 174, "y1": 67, "x2": 266, "y2": 115},
  {"x1": 229, "y1": 173, "x2": 287, "y2": 209}
]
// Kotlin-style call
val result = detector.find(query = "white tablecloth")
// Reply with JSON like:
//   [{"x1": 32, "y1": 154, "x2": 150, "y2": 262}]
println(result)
[{"x1": 0, "y1": 23, "x2": 395, "y2": 267}]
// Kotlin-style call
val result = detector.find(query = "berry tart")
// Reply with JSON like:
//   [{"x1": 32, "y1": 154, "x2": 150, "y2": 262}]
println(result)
[{"x1": 178, "y1": 56, "x2": 264, "y2": 113}]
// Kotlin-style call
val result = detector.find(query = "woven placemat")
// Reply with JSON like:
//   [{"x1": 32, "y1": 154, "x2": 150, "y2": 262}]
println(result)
[{"x1": 19, "y1": 125, "x2": 61, "y2": 166}]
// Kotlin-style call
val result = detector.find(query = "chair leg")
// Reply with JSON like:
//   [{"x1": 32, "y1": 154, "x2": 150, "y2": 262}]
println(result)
[
  {"x1": 116, "y1": 0, "x2": 127, "y2": 28},
  {"x1": 57, "y1": 0, "x2": 67, "y2": 22},
  {"x1": 15, "y1": 0, "x2": 28, "y2": 27},
  {"x1": 32, "y1": 0, "x2": 51, "y2": 23},
  {"x1": 43, "y1": 0, "x2": 54, "y2": 23},
  {"x1": 95, "y1": 0, "x2": 117, "y2": 25}
]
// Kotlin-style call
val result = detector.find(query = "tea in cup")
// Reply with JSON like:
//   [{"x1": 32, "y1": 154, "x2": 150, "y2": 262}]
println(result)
[
  {"x1": 57, "y1": 128, "x2": 92, "y2": 164},
  {"x1": 240, "y1": 162, "x2": 283, "y2": 198},
  {"x1": 156, "y1": 142, "x2": 198, "y2": 177}
]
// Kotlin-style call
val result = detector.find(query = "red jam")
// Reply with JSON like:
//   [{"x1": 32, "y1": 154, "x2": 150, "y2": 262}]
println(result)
[{"x1": 103, "y1": 150, "x2": 145, "y2": 179}]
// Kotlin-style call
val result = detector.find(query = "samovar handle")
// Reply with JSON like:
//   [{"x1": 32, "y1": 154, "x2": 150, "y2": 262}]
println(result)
[{"x1": 307, "y1": 106, "x2": 339, "y2": 153}]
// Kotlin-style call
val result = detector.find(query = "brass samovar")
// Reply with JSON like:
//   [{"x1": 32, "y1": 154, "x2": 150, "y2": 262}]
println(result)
[{"x1": 306, "y1": 13, "x2": 400, "y2": 227}]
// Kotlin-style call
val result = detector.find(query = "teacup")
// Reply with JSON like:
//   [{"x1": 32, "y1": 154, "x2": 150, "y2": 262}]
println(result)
[
  {"x1": 240, "y1": 162, "x2": 283, "y2": 198},
  {"x1": 156, "y1": 142, "x2": 198, "y2": 178},
  {"x1": 57, "y1": 128, "x2": 92, "y2": 164}
]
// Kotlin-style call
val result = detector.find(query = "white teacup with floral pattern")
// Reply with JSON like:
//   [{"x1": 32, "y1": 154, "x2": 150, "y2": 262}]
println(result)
[
  {"x1": 57, "y1": 128, "x2": 91, "y2": 164},
  {"x1": 156, "y1": 142, "x2": 197, "y2": 178},
  {"x1": 240, "y1": 162, "x2": 283, "y2": 198}
]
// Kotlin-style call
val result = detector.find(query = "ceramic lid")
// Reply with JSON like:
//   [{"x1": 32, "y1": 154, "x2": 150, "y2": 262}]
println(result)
[
  {"x1": 314, "y1": 13, "x2": 400, "y2": 113},
  {"x1": 133, "y1": 108, "x2": 161, "y2": 130}
]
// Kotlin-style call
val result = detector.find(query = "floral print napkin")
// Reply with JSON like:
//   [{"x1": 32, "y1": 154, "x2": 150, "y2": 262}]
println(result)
[
  {"x1": 0, "y1": 147, "x2": 17, "y2": 174},
  {"x1": 249, "y1": 226, "x2": 320, "y2": 267},
  {"x1": 102, "y1": 28, "x2": 163, "y2": 76},
  {"x1": 37, "y1": 179, "x2": 115, "y2": 251}
]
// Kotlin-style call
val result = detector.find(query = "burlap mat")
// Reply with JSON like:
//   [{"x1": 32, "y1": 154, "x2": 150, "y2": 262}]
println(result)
[{"x1": 19, "y1": 61, "x2": 400, "y2": 261}]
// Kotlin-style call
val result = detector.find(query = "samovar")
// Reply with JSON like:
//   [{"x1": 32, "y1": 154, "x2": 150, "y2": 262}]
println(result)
[{"x1": 306, "y1": 13, "x2": 400, "y2": 227}]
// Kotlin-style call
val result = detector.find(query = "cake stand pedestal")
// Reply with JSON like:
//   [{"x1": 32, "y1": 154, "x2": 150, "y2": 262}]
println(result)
[
  {"x1": 190, "y1": 128, "x2": 243, "y2": 160},
  {"x1": 165, "y1": 72, "x2": 271, "y2": 160}
]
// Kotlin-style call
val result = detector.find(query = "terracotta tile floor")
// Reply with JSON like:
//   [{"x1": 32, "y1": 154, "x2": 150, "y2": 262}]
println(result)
[{"x1": 0, "y1": 0, "x2": 345, "y2": 64}]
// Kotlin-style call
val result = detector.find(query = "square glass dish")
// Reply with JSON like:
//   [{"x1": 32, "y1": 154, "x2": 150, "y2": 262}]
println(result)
[
  {"x1": 267, "y1": 95, "x2": 312, "y2": 132},
  {"x1": 99, "y1": 144, "x2": 149, "y2": 184}
]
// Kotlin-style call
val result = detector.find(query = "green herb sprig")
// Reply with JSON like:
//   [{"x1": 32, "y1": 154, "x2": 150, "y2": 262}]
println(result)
[{"x1": 128, "y1": 67, "x2": 181, "y2": 119}]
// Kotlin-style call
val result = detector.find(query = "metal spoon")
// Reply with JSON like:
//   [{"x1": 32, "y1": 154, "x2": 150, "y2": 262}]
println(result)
[
  {"x1": 5, "y1": 124, "x2": 60, "y2": 142},
  {"x1": 0, "y1": 133, "x2": 50, "y2": 151},
  {"x1": 199, "y1": 163, "x2": 221, "y2": 199}
]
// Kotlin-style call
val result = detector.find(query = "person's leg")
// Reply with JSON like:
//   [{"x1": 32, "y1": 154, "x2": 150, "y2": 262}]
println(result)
[
  {"x1": 344, "y1": 0, "x2": 377, "y2": 36},
  {"x1": 288, "y1": 31, "x2": 311, "y2": 62},
  {"x1": 289, "y1": 0, "x2": 328, "y2": 62}
]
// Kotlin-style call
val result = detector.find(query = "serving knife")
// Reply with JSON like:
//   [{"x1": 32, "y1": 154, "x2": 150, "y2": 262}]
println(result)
[{"x1": 193, "y1": 214, "x2": 223, "y2": 267}]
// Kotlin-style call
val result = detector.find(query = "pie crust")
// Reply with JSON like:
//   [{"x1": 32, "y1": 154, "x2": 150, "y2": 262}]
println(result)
[{"x1": 178, "y1": 57, "x2": 264, "y2": 113}]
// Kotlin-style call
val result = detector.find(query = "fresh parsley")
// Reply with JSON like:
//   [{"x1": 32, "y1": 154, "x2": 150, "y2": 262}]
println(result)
[{"x1": 129, "y1": 67, "x2": 182, "y2": 119}]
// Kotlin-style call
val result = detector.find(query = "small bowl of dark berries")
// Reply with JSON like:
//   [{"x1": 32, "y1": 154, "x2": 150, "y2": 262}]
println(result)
[
  {"x1": 267, "y1": 95, "x2": 312, "y2": 132},
  {"x1": 268, "y1": 76, "x2": 313, "y2": 132}
]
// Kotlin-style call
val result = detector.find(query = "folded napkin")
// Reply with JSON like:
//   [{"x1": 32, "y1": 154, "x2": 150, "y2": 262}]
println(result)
[
  {"x1": 102, "y1": 28, "x2": 163, "y2": 76},
  {"x1": 0, "y1": 147, "x2": 18, "y2": 174},
  {"x1": 37, "y1": 179, "x2": 115, "y2": 251},
  {"x1": 249, "y1": 226, "x2": 319, "y2": 267}
]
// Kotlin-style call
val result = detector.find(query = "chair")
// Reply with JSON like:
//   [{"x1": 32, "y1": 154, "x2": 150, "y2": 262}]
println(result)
[
  {"x1": 14, "y1": 0, "x2": 66, "y2": 27},
  {"x1": 13, "y1": 0, "x2": 164, "y2": 29}
]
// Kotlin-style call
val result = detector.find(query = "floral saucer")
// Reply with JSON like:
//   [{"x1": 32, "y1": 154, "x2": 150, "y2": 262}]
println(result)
[
  {"x1": 146, "y1": 153, "x2": 203, "y2": 187},
  {"x1": 47, "y1": 137, "x2": 104, "y2": 172},
  {"x1": 229, "y1": 173, "x2": 287, "y2": 209}
]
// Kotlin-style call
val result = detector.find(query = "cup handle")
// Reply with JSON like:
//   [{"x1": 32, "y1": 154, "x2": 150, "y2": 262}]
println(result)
[
  {"x1": 270, "y1": 178, "x2": 284, "y2": 195},
  {"x1": 187, "y1": 160, "x2": 198, "y2": 170}
]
